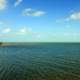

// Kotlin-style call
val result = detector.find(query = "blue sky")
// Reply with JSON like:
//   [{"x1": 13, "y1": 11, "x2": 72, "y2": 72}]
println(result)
[{"x1": 0, "y1": 0, "x2": 80, "y2": 42}]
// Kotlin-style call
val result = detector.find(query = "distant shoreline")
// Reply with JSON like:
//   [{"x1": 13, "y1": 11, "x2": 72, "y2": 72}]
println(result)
[{"x1": 0, "y1": 42, "x2": 80, "y2": 46}]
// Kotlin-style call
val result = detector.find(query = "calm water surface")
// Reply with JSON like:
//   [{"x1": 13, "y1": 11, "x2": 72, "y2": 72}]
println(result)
[{"x1": 0, "y1": 43, "x2": 80, "y2": 80}]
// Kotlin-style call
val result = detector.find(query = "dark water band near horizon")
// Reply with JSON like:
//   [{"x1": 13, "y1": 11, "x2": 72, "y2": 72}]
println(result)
[{"x1": 0, "y1": 43, "x2": 80, "y2": 80}]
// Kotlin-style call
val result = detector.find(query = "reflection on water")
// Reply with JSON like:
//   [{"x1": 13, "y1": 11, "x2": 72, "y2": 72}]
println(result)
[{"x1": 0, "y1": 43, "x2": 80, "y2": 80}]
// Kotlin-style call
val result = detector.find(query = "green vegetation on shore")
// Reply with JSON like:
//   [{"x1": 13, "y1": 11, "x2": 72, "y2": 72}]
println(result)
[{"x1": 0, "y1": 42, "x2": 80, "y2": 46}]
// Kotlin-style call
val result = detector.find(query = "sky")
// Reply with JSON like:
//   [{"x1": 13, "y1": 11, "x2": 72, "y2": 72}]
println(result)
[{"x1": 0, "y1": 0, "x2": 80, "y2": 42}]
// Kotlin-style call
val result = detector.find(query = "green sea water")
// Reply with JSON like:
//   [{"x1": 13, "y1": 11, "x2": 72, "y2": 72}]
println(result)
[{"x1": 0, "y1": 43, "x2": 80, "y2": 80}]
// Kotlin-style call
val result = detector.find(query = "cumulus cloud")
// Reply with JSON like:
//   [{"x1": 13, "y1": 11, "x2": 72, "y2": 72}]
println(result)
[
  {"x1": 57, "y1": 12, "x2": 80, "y2": 23},
  {"x1": 32, "y1": 11, "x2": 45, "y2": 16},
  {"x1": 19, "y1": 28, "x2": 27, "y2": 34},
  {"x1": 64, "y1": 12, "x2": 80, "y2": 21},
  {"x1": 0, "y1": 0, "x2": 6, "y2": 10},
  {"x1": 25, "y1": 8, "x2": 33, "y2": 12},
  {"x1": 69, "y1": 12, "x2": 80, "y2": 20},
  {"x1": 22, "y1": 8, "x2": 46, "y2": 17},
  {"x1": 14, "y1": 0, "x2": 23, "y2": 7},
  {"x1": 2, "y1": 28, "x2": 11, "y2": 33},
  {"x1": 17, "y1": 27, "x2": 32, "y2": 35}
]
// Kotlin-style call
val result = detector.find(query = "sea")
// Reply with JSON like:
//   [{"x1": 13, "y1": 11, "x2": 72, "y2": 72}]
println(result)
[{"x1": 0, "y1": 43, "x2": 80, "y2": 80}]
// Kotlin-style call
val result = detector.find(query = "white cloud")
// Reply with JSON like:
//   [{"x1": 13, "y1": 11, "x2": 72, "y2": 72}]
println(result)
[
  {"x1": 57, "y1": 12, "x2": 80, "y2": 22},
  {"x1": 2, "y1": 28, "x2": 11, "y2": 33},
  {"x1": 69, "y1": 12, "x2": 80, "y2": 20},
  {"x1": 64, "y1": 12, "x2": 80, "y2": 21},
  {"x1": 17, "y1": 27, "x2": 32, "y2": 35},
  {"x1": 22, "y1": 8, "x2": 46, "y2": 17},
  {"x1": 19, "y1": 28, "x2": 27, "y2": 34},
  {"x1": 25, "y1": 8, "x2": 33, "y2": 12},
  {"x1": 32, "y1": 11, "x2": 45, "y2": 16},
  {"x1": 0, "y1": 0, "x2": 6, "y2": 10},
  {"x1": 14, "y1": 0, "x2": 23, "y2": 7}
]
